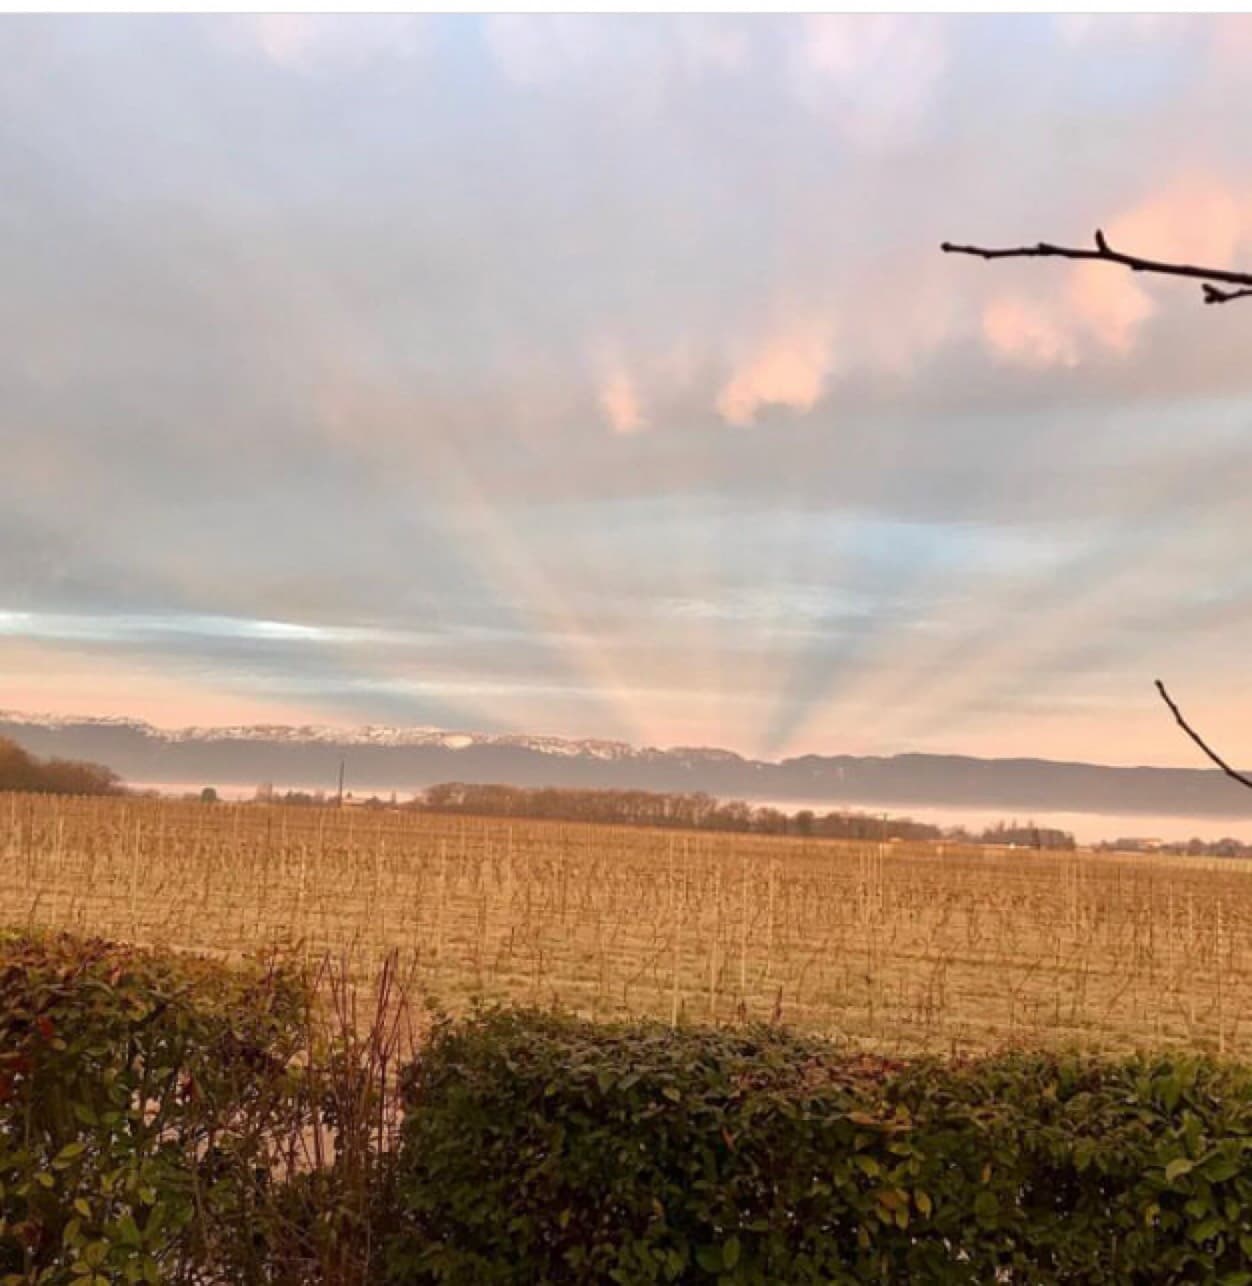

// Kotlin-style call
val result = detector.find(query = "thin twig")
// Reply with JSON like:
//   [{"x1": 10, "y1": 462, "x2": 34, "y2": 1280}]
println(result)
[
  {"x1": 1203, "y1": 283, "x2": 1252, "y2": 305},
  {"x1": 942, "y1": 229, "x2": 1252, "y2": 305},
  {"x1": 1155, "y1": 679, "x2": 1252, "y2": 791}
]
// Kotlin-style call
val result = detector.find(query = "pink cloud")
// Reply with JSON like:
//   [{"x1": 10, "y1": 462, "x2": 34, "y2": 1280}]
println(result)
[
  {"x1": 1108, "y1": 176, "x2": 1251, "y2": 266},
  {"x1": 981, "y1": 297, "x2": 1076, "y2": 369},
  {"x1": 599, "y1": 368, "x2": 645, "y2": 434},
  {"x1": 716, "y1": 321, "x2": 835, "y2": 426},
  {"x1": 975, "y1": 177, "x2": 1252, "y2": 368},
  {"x1": 1065, "y1": 263, "x2": 1155, "y2": 355}
]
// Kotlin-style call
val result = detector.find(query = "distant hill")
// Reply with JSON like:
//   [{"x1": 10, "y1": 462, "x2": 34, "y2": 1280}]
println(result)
[{"x1": 3, "y1": 709, "x2": 1252, "y2": 821}]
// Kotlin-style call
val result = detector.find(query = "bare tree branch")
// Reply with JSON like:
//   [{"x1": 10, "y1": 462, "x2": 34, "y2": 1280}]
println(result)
[
  {"x1": 941, "y1": 229, "x2": 1252, "y2": 305},
  {"x1": 1203, "y1": 283, "x2": 1252, "y2": 305},
  {"x1": 1155, "y1": 679, "x2": 1252, "y2": 791}
]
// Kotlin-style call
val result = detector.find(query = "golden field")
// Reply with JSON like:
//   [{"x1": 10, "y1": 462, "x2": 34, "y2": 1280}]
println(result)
[{"x1": 4, "y1": 790, "x2": 1252, "y2": 1056}]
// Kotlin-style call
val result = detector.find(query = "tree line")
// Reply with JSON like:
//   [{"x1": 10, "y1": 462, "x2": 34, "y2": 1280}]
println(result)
[
  {"x1": 1096, "y1": 836, "x2": 1252, "y2": 860},
  {"x1": 0, "y1": 736, "x2": 122, "y2": 796},
  {"x1": 413, "y1": 782, "x2": 1077, "y2": 848}
]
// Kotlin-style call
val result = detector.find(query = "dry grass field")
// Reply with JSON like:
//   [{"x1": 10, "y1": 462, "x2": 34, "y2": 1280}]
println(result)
[{"x1": 5, "y1": 790, "x2": 1252, "y2": 1056}]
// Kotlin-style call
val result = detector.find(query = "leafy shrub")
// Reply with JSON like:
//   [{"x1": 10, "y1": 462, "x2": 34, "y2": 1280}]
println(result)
[
  {"x1": 0, "y1": 933, "x2": 410, "y2": 1286},
  {"x1": 388, "y1": 1009, "x2": 1252, "y2": 1284},
  {"x1": 889, "y1": 1052, "x2": 1252, "y2": 1282},
  {"x1": 0, "y1": 933, "x2": 310, "y2": 1284}
]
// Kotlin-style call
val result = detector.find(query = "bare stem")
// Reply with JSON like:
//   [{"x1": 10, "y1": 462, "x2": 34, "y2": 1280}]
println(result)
[
  {"x1": 1155, "y1": 679, "x2": 1252, "y2": 791},
  {"x1": 942, "y1": 229, "x2": 1252, "y2": 305}
]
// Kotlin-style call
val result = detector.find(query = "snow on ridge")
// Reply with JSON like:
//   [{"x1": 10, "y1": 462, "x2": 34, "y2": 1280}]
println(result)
[
  {"x1": 0, "y1": 709, "x2": 158, "y2": 733},
  {"x1": 0, "y1": 709, "x2": 649, "y2": 760}
]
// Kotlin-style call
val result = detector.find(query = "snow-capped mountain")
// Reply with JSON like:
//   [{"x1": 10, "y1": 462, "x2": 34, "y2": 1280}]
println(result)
[
  {"x1": 0, "y1": 710, "x2": 724, "y2": 766},
  {"x1": 3, "y1": 708, "x2": 1252, "y2": 821}
]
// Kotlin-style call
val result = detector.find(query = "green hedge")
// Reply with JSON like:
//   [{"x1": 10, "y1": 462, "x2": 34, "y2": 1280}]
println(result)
[
  {"x1": 10, "y1": 936, "x2": 1252, "y2": 1284},
  {"x1": 0, "y1": 932, "x2": 316, "y2": 1284},
  {"x1": 387, "y1": 1010, "x2": 1252, "y2": 1284}
]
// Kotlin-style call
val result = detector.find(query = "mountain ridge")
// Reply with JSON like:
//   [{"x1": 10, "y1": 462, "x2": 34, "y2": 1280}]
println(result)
[{"x1": 3, "y1": 709, "x2": 1252, "y2": 822}]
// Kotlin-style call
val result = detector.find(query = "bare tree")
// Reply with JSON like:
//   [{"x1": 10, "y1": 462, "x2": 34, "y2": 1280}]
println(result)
[{"x1": 944, "y1": 231, "x2": 1252, "y2": 786}]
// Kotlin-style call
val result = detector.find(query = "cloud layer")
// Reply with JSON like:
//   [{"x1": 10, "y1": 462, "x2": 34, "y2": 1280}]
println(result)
[{"x1": 4, "y1": 16, "x2": 1252, "y2": 767}]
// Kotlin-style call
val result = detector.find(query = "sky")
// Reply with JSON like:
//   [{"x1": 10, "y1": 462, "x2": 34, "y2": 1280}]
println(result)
[{"x1": 4, "y1": 14, "x2": 1252, "y2": 767}]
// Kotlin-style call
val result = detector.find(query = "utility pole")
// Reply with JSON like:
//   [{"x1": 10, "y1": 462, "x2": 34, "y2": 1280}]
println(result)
[{"x1": 336, "y1": 759, "x2": 345, "y2": 808}]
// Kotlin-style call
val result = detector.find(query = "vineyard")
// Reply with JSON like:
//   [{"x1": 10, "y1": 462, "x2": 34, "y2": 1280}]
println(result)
[{"x1": 5, "y1": 791, "x2": 1252, "y2": 1055}]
